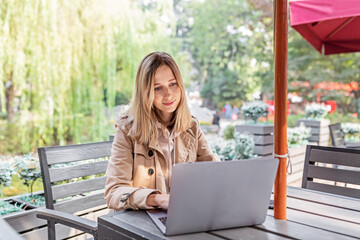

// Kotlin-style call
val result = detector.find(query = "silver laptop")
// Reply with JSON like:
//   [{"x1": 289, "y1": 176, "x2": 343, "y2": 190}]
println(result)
[{"x1": 147, "y1": 157, "x2": 279, "y2": 236}]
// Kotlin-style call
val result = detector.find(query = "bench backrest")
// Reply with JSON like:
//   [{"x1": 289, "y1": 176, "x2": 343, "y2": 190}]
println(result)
[
  {"x1": 302, "y1": 145, "x2": 360, "y2": 199},
  {"x1": 38, "y1": 141, "x2": 112, "y2": 214},
  {"x1": 328, "y1": 123, "x2": 346, "y2": 147}
]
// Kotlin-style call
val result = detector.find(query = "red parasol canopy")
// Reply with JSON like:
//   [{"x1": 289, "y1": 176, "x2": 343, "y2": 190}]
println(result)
[{"x1": 289, "y1": 0, "x2": 360, "y2": 55}]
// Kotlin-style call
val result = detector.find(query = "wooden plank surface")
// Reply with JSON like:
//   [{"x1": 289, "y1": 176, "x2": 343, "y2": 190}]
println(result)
[
  {"x1": 54, "y1": 192, "x2": 106, "y2": 214},
  {"x1": 306, "y1": 181, "x2": 360, "y2": 199},
  {"x1": 286, "y1": 197, "x2": 360, "y2": 224},
  {"x1": 110, "y1": 211, "x2": 222, "y2": 240},
  {"x1": 52, "y1": 176, "x2": 107, "y2": 200},
  {"x1": 307, "y1": 165, "x2": 360, "y2": 184},
  {"x1": 260, "y1": 214, "x2": 357, "y2": 240},
  {"x1": 281, "y1": 208, "x2": 359, "y2": 239},
  {"x1": 211, "y1": 226, "x2": 290, "y2": 240},
  {"x1": 49, "y1": 161, "x2": 107, "y2": 182},
  {"x1": 287, "y1": 187, "x2": 360, "y2": 211},
  {"x1": 309, "y1": 149, "x2": 360, "y2": 167},
  {"x1": 97, "y1": 187, "x2": 360, "y2": 240},
  {"x1": 45, "y1": 141, "x2": 112, "y2": 165}
]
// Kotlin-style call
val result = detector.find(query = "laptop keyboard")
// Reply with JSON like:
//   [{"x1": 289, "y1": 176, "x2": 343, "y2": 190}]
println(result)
[{"x1": 158, "y1": 217, "x2": 167, "y2": 226}]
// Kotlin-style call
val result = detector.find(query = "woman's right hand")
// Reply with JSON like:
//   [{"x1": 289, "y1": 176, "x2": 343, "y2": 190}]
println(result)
[{"x1": 146, "y1": 193, "x2": 170, "y2": 210}]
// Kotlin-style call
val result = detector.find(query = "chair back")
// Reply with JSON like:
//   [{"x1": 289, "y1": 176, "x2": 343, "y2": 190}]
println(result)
[
  {"x1": 328, "y1": 123, "x2": 346, "y2": 147},
  {"x1": 38, "y1": 141, "x2": 112, "y2": 215},
  {"x1": 302, "y1": 145, "x2": 360, "y2": 199}
]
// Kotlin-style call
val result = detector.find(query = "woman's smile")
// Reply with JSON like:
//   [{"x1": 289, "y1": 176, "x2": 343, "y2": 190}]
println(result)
[{"x1": 163, "y1": 99, "x2": 176, "y2": 106}]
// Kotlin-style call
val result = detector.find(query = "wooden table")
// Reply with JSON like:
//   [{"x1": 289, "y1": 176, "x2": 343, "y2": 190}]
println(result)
[{"x1": 98, "y1": 186, "x2": 360, "y2": 240}]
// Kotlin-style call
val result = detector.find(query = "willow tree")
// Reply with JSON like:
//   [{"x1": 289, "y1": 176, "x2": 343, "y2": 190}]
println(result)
[{"x1": 0, "y1": 0, "x2": 177, "y2": 153}]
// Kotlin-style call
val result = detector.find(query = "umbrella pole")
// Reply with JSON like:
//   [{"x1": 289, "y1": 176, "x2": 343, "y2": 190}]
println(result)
[{"x1": 273, "y1": 0, "x2": 288, "y2": 220}]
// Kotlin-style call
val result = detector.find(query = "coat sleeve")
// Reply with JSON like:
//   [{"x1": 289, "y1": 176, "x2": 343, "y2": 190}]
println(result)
[
  {"x1": 104, "y1": 126, "x2": 160, "y2": 211},
  {"x1": 195, "y1": 120, "x2": 221, "y2": 162}
]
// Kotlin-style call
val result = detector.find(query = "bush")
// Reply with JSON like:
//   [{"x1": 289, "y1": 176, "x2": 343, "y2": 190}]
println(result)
[
  {"x1": 223, "y1": 125, "x2": 235, "y2": 140},
  {"x1": 14, "y1": 153, "x2": 42, "y2": 197},
  {"x1": 305, "y1": 103, "x2": 328, "y2": 119},
  {"x1": 231, "y1": 132, "x2": 254, "y2": 160},
  {"x1": 209, "y1": 133, "x2": 254, "y2": 160},
  {"x1": 0, "y1": 162, "x2": 15, "y2": 189},
  {"x1": 241, "y1": 101, "x2": 269, "y2": 123},
  {"x1": 341, "y1": 123, "x2": 360, "y2": 142},
  {"x1": 0, "y1": 200, "x2": 24, "y2": 215},
  {"x1": 287, "y1": 124, "x2": 311, "y2": 147}
]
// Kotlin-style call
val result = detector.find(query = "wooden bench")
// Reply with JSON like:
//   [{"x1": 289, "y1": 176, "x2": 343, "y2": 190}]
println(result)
[
  {"x1": 302, "y1": 145, "x2": 360, "y2": 199},
  {"x1": 36, "y1": 141, "x2": 112, "y2": 240},
  {"x1": 329, "y1": 123, "x2": 360, "y2": 149}
]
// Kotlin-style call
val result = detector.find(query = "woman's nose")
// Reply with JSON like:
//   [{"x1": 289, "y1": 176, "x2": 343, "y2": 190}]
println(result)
[{"x1": 164, "y1": 87, "x2": 171, "y2": 97}]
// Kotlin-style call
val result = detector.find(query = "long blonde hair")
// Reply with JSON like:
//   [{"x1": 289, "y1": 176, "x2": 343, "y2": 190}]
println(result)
[{"x1": 120, "y1": 52, "x2": 192, "y2": 144}]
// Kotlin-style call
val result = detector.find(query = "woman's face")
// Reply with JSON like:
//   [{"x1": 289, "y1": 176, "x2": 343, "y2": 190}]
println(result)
[{"x1": 153, "y1": 65, "x2": 181, "y2": 123}]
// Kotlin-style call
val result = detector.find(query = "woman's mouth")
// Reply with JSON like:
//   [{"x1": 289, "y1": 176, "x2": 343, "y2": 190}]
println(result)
[{"x1": 163, "y1": 100, "x2": 176, "y2": 106}]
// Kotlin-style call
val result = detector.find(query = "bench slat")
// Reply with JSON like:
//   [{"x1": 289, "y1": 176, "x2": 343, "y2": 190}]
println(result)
[
  {"x1": 308, "y1": 165, "x2": 360, "y2": 184},
  {"x1": 54, "y1": 192, "x2": 106, "y2": 214},
  {"x1": 306, "y1": 181, "x2": 360, "y2": 199},
  {"x1": 44, "y1": 141, "x2": 112, "y2": 165},
  {"x1": 52, "y1": 176, "x2": 107, "y2": 200},
  {"x1": 49, "y1": 161, "x2": 107, "y2": 182},
  {"x1": 309, "y1": 149, "x2": 360, "y2": 167}
]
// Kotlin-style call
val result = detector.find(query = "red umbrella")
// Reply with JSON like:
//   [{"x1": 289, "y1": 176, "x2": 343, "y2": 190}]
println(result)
[{"x1": 289, "y1": 0, "x2": 360, "y2": 55}]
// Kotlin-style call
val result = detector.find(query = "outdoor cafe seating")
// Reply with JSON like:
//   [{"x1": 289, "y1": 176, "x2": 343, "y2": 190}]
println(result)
[{"x1": 30, "y1": 142, "x2": 359, "y2": 239}]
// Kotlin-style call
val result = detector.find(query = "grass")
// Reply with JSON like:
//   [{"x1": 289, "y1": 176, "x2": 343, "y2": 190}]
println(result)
[{"x1": 2, "y1": 175, "x2": 44, "y2": 198}]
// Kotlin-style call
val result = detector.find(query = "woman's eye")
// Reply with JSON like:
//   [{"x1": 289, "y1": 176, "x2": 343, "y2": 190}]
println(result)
[
  {"x1": 170, "y1": 83, "x2": 177, "y2": 87},
  {"x1": 155, "y1": 86, "x2": 161, "y2": 91}
]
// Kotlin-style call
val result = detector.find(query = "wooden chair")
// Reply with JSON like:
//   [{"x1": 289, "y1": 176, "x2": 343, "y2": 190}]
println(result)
[
  {"x1": 36, "y1": 141, "x2": 112, "y2": 240},
  {"x1": 302, "y1": 145, "x2": 360, "y2": 199},
  {"x1": 329, "y1": 123, "x2": 360, "y2": 149}
]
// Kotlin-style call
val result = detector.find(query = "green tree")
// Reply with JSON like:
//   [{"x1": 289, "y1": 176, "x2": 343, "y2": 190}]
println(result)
[
  {"x1": 175, "y1": 0, "x2": 274, "y2": 108},
  {"x1": 0, "y1": 0, "x2": 180, "y2": 153}
]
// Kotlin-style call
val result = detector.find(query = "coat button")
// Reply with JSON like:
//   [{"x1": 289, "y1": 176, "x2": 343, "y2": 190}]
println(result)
[
  {"x1": 148, "y1": 168, "x2": 154, "y2": 176},
  {"x1": 148, "y1": 150, "x2": 154, "y2": 157}
]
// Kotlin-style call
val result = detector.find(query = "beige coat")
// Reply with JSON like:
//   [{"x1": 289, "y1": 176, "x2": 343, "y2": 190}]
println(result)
[{"x1": 104, "y1": 116, "x2": 219, "y2": 211}]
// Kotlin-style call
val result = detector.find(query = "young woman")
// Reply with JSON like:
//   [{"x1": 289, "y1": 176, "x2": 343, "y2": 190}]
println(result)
[{"x1": 104, "y1": 52, "x2": 219, "y2": 211}]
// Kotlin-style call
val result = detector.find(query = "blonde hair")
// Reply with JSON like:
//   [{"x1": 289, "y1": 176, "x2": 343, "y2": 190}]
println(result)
[{"x1": 120, "y1": 52, "x2": 192, "y2": 144}]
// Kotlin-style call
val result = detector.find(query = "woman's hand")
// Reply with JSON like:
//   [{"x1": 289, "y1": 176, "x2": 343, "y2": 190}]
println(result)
[{"x1": 146, "y1": 193, "x2": 170, "y2": 210}]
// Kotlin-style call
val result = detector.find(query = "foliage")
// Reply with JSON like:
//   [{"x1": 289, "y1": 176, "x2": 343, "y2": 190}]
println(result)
[
  {"x1": 209, "y1": 132, "x2": 254, "y2": 160},
  {"x1": 326, "y1": 111, "x2": 360, "y2": 124},
  {"x1": 0, "y1": 199, "x2": 24, "y2": 215},
  {"x1": 305, "y1": 103, "x2": 328, "y2": 120},
  {"x1": 287, "y1": 124, "x2": 311, "y2": 147},
  {"x1": 1, "y1": 175, "x2": 43, "y2": 198},
  {"x1": 0, "y1": 0, "x2": 181, "y2": 153},
  {"x1": 341, "y1": 123, "x2": 360, "y2": 134},
  {"x1": 0, "y1": 162, "x2": 22, "y2": 215},
  {"x1": 231, "y1": 132, "x2": 254, "y2": 160},
  {"x1": 176, "y1": 0, "x2": 273, "y2": 107},
  {"x1": 241, "y1": 101, "x2": 269, "y2": 123},
  {"x1": 14, "y1": 153, "x2": 42, "y2": 197},
  {"x1": 0, "y1": 162, "x2": 14, "y2": 189},
  {"x1": 19, "y1": 194, "x2": 45, "y2": 207},
  {"x1": 223, "y1": 125, "x2": 235, "y2": 140},
  {"x1": 287, "y1": 26, "x2": 360, "y2": 116},
  {"x1": 341, "y1": 123, "x2": 360, "y2": 142}
]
